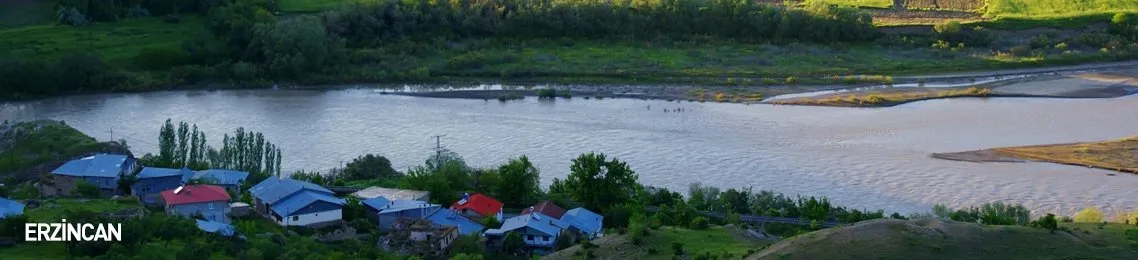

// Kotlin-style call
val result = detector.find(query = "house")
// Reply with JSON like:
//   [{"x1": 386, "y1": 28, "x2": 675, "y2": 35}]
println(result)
[
  {"x1": 425, "y1": 208, "x2": 484, "y2": 235},
  {"x1": 195, "y1": 219, "x2": 238, "y2": 237},
  {"x1": 449, "y1": 193, "x2": 503, "y2": 221},
  {"x1": 248, "y1": 177, "x2": 345, "y2": 227},
  {"x1": 558, "y1": 207, "x2": 604, "y2": 239},
  {"x1": 0, "y1": 197, "x2": 25, "y2": 218},
  {"x1": 484, "y1": 213, "x2": 566, "y2": 255},
  {"x1": 161, "y1": 184, "x2": 232, "y2": 223},
  {"x1": 351, "y1": 187, "x2": 430, "y2": 201},
  {"x1": 43, "y1": 154, "x2": 136, "y2": 197},
  {"x1": 361, "y1": 197, "x2": 441, "y2": 231},
  {"x1": 380, "y1": 218, "x2": 460, "y2": 256},
  {"x1": 192, "y1": 169, "x2": 249, "y2": 192},
  {"x1": 521, "y1": 201, "x2": 567, "y2": 219},
  {"x1": 132, "y1": 167, "x2": 193, "y2": 205}
]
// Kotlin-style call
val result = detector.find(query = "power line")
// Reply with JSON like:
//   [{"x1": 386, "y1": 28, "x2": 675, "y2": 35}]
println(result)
[{"x1": 432, "y1": 135, "x2": 446, "y2": 169}]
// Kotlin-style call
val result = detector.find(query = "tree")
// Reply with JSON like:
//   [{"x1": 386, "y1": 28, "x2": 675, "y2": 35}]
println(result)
[
  {"x1": 159, "y1": 119, "x2": 176, "y2": 165},
  {"x1": 562, "y1": 152, "x2": 640, "y2": 212},
  {"x1": 472, "y1": 168, "x2": 500, "y2": 196},
  {"x1": 175, "y1": 122, "x2": 190, "y2": 167},
  {"x1": 452, "y1": 254, "x2": 483, "y2": 260},
  {"x1": 501, "y1": 232, "x2": 525, "y2": 256},
  {"x1": 482, "y1": 217, "x2": 500, "y2": 229},
  {"x1": 402, "y1": 151, "x2": 471, "y2": 205},
  {"x1": 75, "y1": 180, "x2": 101, "y2": 198},
  {"x1": 1074, "y1": 207, "x2": 1104, "y2": 223},
  {"x1": 250, "y1": 15, "x2": 345, "y2": 78},
  {"x1": 449, "y1": 235, "x2": 484, "y2": 257},
  {"x1": 1031, "y1": 214, "x2": 1059, "y2": 233},
  {"x1": 496, "y1": 155, "x2": 540, "y2": 207},
  {"x1": 342, "y1": 154, "x2": 398, "y2": 180}
]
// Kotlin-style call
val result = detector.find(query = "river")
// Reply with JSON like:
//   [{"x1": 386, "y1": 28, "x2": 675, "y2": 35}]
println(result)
[{"x1": 2, "y1": 88, "x2": 1137, "y2": 216}]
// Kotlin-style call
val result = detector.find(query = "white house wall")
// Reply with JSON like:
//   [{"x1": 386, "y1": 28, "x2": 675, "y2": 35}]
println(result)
[{"x1": 277, "y1": 209, "x2": 342, "y2": 227}]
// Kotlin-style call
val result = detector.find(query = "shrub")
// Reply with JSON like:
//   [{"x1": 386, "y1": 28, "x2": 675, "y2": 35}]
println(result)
[
  {"x1": 1030, "y1": 214, "x2": 1059, "y2": 233},
  {"x1": 785, "y1": 76, "x2": 798, "y2": 85},
  {"x1": 75, "y1": 180, "x2": 101, "y2": 198},
  {"x1": 536, "y1": 88, "x2": 557, "y2": 99},
  {"x1": 1074, "y1": 207, "x2": 1104, "y2": 223},
  {"x1": 1009, "y1": 45, "x2": 1032, "y2": 57},
  {"x1": 933, "y1": 21, "x2": 992, "y2": 47},
  {"x1": 1055, "y1": 42, "x2": 1069, "y2": 51},
  {"x1": 689, "y1": 217, "x2": 709, "y2": 230},
  {"x1": 672, "y1": 242, "x2": 684, "y2": 256},
  {"x1": 482, "y1": 217, "x2": 501, "y2": 229},
  {"x1": 1110, "y1": 13, "x2": 1138, "y2": 40}
]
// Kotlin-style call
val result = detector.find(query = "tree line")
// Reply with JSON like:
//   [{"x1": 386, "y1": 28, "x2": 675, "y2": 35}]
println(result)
[{"x1": 146, "y1": 119, "x2": 282, "y2": 186}]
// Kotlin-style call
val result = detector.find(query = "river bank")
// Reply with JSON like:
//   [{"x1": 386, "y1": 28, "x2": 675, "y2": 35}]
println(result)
[{"x1": 932, "y1": 137, "x2": 1138, "y2": 174}]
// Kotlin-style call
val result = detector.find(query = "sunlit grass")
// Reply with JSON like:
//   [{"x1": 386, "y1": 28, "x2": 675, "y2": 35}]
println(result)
[
  {"x1": 984, "y1": 0, "x2": 1138, "y2": 19},
  {"x1": 993, "y1": 138, "x2": 1138, "y2": 173},
  {"x1": 0, "y1": 16, "x2": 206, "y2": 65}
]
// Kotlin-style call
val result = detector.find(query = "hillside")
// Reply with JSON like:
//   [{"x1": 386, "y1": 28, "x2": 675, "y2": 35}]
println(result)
[
  {"x1": 0, "y1": 120, "x2": 130, "y2": 183},
  {"x1": 748, "y1": 218, "x2": 1138, "y2": 260},
  {"x1": 545, "y1": 225, "x2": 771, "y2": 260}
]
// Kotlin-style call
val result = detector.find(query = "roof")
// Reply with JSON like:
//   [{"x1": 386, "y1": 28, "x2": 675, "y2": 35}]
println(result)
[
  {"x1": 521, "y1": 201, "x2": 567, "y2": 219},
  {"x1": 195, "y1": 219, "x2": 237, "y2": 237},
  {"x1": 351, "y1": 187, "x2": 429, "y2": 201},
  {"x1": 378, "y1": 200, "x2": 439, "y2": 214},
  {"x1": 270, "y1": 190, "x2": 345, "y2": 217},
  {"x1": 560, "y1": 207, "x2": 604, "y2": 236},
  {"x1": 249, "y1": 177, "x2": 334, "y2": 205},
  {"x1": 426, "y1": 208, "x2": 485, "y2": 235},
  {"x1": 450, "y1": 193, "x2": 503, "y2": 218},
  {"x1": 0, "y1": 197, "x2": 25, "y2": 218},
  {"x1": 484, "y1": 213, "x2": 564, "y2": 237},
  {"x1": 138, "y1": 167, "x2": 193, "y2": 182},
  {"x1": 51, "y1": 154, "x2": 131, "y2": 178},
  {"x1": 193, "y1": 169, "x2": 250, "y2": 186},
  {"x1": 361, "y1": 196, "x2": 391, "y2": 211},
  {"x1": 161, "y1": 185, "x2": 231, "y2": 205}
]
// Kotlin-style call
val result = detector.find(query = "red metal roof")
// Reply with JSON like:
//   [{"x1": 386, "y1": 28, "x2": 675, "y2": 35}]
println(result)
[
  {"x1": 161, "y1": 184, "x2": 231, "y2": 206},
  {"x1": 450, "y1": 193, "x2": 503, "y2": 218},
  {"x1": 520, "y1": 200, "x2": 566, "y2": 219}
]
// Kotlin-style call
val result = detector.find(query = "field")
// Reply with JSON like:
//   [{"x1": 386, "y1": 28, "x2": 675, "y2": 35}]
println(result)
[
  {"x1": 23, "y1": 199, "x2": 144, "y2": 222},
  {"x1": 992, "y1": 137, "x2": 1138, "y2": 174},
  {"x1": 985, "y1": 0, "x2": 1138, "y2": 19},
  {"x1": 0, "y1": 16, "x2": 206, "y2": 65},
  {"x1": 278, "y1": 0, "x2": 380, "y2": 13},
  {"x1": 807, "y1": 0, "x2": 892, "y2": 9},
  {"x1": 544, "y1": 225, "x2": 770, "y2": 260}
]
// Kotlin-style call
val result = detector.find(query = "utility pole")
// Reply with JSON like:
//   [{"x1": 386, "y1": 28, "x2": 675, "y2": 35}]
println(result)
[{"x1": 432, "y1": 135, "x2": 446, "y2": 170}]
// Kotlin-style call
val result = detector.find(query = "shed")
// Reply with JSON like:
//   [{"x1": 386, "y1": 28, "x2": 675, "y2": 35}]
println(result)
[
  {"x1": 351, "y1": 187, "x2": 430, "y2": 201},
  {"x1": 0, "y1": 197, "x2": 25, "y2": 218}
]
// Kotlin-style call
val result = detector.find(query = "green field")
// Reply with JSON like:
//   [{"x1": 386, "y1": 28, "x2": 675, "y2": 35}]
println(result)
[
  {"x1": 985, "y1": 0, "x2": 1138, "y2": 19},
  {"x1": 24, "y1": 199, "x2": 143, "y2": 222},
  {"x1": 545, "y1": 225, "x2": 769, "y2": 260},
  {"x1": 0, "y1": 120, "x2": 102, "y2": 182},
  {"x1": 808, "y1": 0, "x2": 893, "y2": 9},
  {"x1": 0, "y1": 16, "x2": 206, "y2": 65},
  {"x1": 278, "y1": 0, "x2": 381, "y2": 13}
]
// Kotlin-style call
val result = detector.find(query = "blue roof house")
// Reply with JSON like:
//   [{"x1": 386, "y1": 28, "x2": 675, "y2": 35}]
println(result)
[
  {"x1": 558, "y1": 207, "x2": 604, "y2": 239},
  {"x1": 192, "y1": 169, "x2": 250, "y2": 192},
  {"x1": 249, "y1": 177, "x2": 345, "y2": 227},
  {"x1": 131, "y1": 167, "x2": 193, "y2": 205},
  {"x1": 45, "y1": 154, "x2": 136, "y2": 197},
  {"x1": 0, "y1": 197, "x2": 25, "y2": 218},
  {"x1": 484, "y1": 213, "x2": 566, "y2": 255},
  {"x1": 425, "y1": 208, "x2": 485, "y2": 235},
  {"x1": 360, "y1": 197, "x2": 440, "y2": 232}
]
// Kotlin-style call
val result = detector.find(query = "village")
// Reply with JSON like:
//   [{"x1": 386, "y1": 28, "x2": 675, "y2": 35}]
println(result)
[{"x1": 0, "y1": 153, "x2": 604, "y2": 257}]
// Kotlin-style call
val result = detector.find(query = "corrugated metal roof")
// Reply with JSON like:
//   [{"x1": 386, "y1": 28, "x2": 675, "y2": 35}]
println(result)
[
  {"x1": 270, "y1": 190, "x2": 345, "y2": 217},
  {"x1": 561, "y1": 207, "x2": 604, "y2": 236},
  {"x1": 362, "y1": 196, "x2": 391, "y2": 211},
  {"x1": 195, "y1": 219, "x2": 236, "y2": 237},
  {"x1": 489, "y1": 213, "x2": 564, "y2": 236},
  {"x1": 450, "y1": 193, "x2": 503, "y2": 218},
  {"x1": 351, "y1": 186, "x2": 429, "y2": 200},
  {"x1": 426, "y1": 208, "x2": 484, "y2": 235},
  {"x1": 51, "y1": 154, "x2": 130, "y2": 178},
  {"x1": 161, "y1": 185, "x2": 231, "y2": 205},
  {"x1": 249, "y1": 177, "x2": 334, "y2": 205},
  {"x1": 0, "y1": 197, "x2": 25, "y2": 218},
  {"x1": 380, "y1": 200, "x2": 439, "y2": 213},
  {"x1": 138, "y1": 167, "x2": 193, "y2": 183},
  {"x1": 193, "y1": 169, "x2": 250, "y2": 186}
]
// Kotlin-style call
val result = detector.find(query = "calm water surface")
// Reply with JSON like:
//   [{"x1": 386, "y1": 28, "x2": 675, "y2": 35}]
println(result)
[{"x1": 3, "y1": 88, "x2": 1137, "y2": 216}]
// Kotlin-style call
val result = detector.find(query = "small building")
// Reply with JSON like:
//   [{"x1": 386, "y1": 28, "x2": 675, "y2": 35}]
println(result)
[
  {"x1": 229, "y1": 202, "x2": 252, "y2": 217},
  {"x1": 521, "y1": 201, "x2": 567, "y2": 219},
  {"x1": 558, "y1": 207, "x2": 604, "y2": 239},
  {"x1": 195, "y1": 219, "x2": 238, "y2": 237},
  {"x1": 425, "y1": 208, "x2": 484, "y2": 235},
  {"x1": 249, "y1": 177, "x2": 345, "y2": 227},
  {"x1": 449, "y1": 193, "x2": 504, "y2": 221},
  {"x1": 484, "y1": 213, "x2": 566, "y2": 255},
  {"x1": 0, "y1": 197, "x2": 25, "y2": 218},
  {"x1": 161, "y1": 184, "x2": 232, "y2": 223},
  {"x1": 192, "y1": 169, "x2": 250, "y2": 192},
  {"x1": 381, "y1": 218, "x2": 460, "y2": 257},
  {"x1": 132, "y1": 167, "x2": 193, "y2": 205},
  {"x1": 361, "y1": 197, "x2": 441, "y2": 231},
  {"x1": 351, "y1": 187, "x2": 430, "y2": 201},
  {"x1": 43, "y1": 154, "x2": 136, "y2": 197}
]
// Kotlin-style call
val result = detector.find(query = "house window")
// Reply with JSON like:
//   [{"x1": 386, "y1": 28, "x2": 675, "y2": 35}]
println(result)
[
  {"x1": 292, "y1": 216, "x2": 299, "y2": 221},
  {"x1": 543, "y1": 236, "x2": 549, "y2": 242},
  {"x1": 208, "y1": 203, "x2": 214, "y2": 210},
  {"x1": 527, "y1": 235, "x2": 534, "y2": 240}
]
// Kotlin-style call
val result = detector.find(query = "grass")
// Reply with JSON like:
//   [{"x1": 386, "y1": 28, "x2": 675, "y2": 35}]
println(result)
[
  {"x1": 0, "y1": 16, "x2": 206, "y2": 65},
  {"x1": 278, "y1": 0, "x2": 382, "y2": 13},
  {"x1": 992, "y1": 137, "x2": 1138, "y2": 173},
  {"x1": 984, "y1": 0, "x2": 1138, "y2": 19},
  {"x1": 545, "y1": 225, "x2": 769, "y2": 260},
  {"x1": 807, "y1": 0, "x2": 893, "y2": 9},
  {"x1": 0, "y1": 120, "x2": 102, "y2": 181},
  {"x1": 0, "y1": 242, "x2": 67, "y2": 260},
  {"x1": 770, "y1": 87, "x2": 993, "y2": 107},
  {"x1": 24, "y1": 198, "x2": 143, "y2": 222}
]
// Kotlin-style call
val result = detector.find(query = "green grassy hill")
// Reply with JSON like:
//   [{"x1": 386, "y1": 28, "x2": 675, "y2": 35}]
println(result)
[
  {"x1": 545, "y1": 225, "x2": 771, "y2": 260},
  {"x1": 0, "y1": 16, "x2": 205, "y2": 66},
  {"x1": 748, "y1": 218, "x2": 1138, "y2": 260},
  {"x1": 0, "y1": 120, "x2": 130, "y2": 184},
  {"x1": 985, "y1": 0, "x2": 1138, "y2": 19}
]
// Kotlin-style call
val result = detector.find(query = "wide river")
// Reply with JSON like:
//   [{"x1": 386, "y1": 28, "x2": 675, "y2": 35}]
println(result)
[{"x1": 2, "y1": 88, "x2": 1137, "y2": 216}]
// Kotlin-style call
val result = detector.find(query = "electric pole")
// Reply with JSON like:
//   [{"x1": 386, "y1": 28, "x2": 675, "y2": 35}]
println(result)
[{"x1": 432, "y1": 135, "x2": 446, "y2": 170}]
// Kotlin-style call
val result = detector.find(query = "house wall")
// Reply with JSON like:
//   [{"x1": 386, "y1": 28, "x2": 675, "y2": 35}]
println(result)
[
  {"x1": 168, "y1": 201, "x2": 232, "y2": 223},
  {"x1": 132, "y1": 175, "x2": 184, "y2": 205},
  {"x1": 277, "y1": 209, "x2": 342, "y2": 227},
  {"x1": 378, "y1": 206, "x2": 440, "y2": 231},
  {"x1": 521, "y1": 228, "x2": 557, "y2": 247},
  {"x1": 41, "y1": 175, "x2": 80, "y2": 197}
]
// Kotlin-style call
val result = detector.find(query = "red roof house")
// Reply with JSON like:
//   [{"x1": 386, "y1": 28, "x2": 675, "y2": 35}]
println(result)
[
  {"x1": 450, "y1": 193, "x2": 504, "y2": 220},
  {"x1": 160, "y1": 185, "x2": 233, "y2": 223},
  {"x1": 520, "y1": 200, "x2": 567, "y2": 219}
]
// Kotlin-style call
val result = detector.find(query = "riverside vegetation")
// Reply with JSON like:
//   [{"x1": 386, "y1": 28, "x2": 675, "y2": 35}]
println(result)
[{"x1": 3, "y1": 0, "x2": 1138, "y2": 100}]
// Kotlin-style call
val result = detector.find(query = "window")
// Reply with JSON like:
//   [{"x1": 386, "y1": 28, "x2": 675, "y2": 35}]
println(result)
[
  {"x1": 543, "y1": 236, "x2": 550, "y2": 242},
  {"x1": 527, "y1": 235, "x2": 534, "y2": 240},
  {"x1": 292, "y1": 216, "x2": 299, "y2": 221},
  {"x1": 208, "y1": 203, "x2": 214, "y2": 210}
]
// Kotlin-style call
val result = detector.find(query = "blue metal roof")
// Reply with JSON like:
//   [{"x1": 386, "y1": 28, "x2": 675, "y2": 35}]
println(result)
[
  {"x1": 427, "y1": 208, "x2": 484, "y2": 235},
  {"x1": 561, "y1": 207, "x2": 604, "y2": 236},
  {"x1": 485, "y1": 213, "x2": 564, "y2": 236},
  {"x1": 0, "y1": 197, "x2": 25, "y2": 218},
  {"x1": 250, "y1": 177, "x2": 334, "y2": 205},
  {"x1": 137, "y1": 167, "x2": 193, "y2": 183},
  {"x1": 193, "y1": 169, "x2": 250, "y2": 186},
  {"x1": 380, "y1": 200, "x2": 439, "y2": 213},
  {"x1": 51, "y1": 154, "x2": 130, "y2": 178},
  {"x1": 362, "y1": 196, "x2": 391, "y2": 211},
  {"x1": 270, "y1": 190, "x2": 345, "y2": 217},
  {"x1": 195, "y1": 219, "x2": 237, "y2": 237}
]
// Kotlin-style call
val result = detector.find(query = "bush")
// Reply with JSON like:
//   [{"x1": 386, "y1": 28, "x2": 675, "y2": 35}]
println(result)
[
  {"x1": 689, "y1": 216, "x2": 709, "y2": 230},
  {"x1": 978, "y1": 202, "x2": 1030, "y2": 225},
  {"x1": 536, "y1": 88, "x2": 557, "y2": 99},
  {"x1": 75, "y1": 180, "x2": 101, "y2": 198},
  {"x1": 1074, "y1": 207, "x2": 1104, "y2": 223},
  {"x1": 482, "y1": 217, "x2": 501, "y2": 229},
  {"x1": 1031, "y1": 214, "x2": 1059, "y2": 233},
  {"x1": 672, "y1": 242, "x2": 685, "y2": 256},
  {"x1": 1110, "y1": 13, "x2": 1138, "y2": 40},
  {"x1": 1009, "y1": 45, "x2": 1032, "y2": 57},
  {"x1": 933, "y1": 21, "x2": 992, "y2": 47}
]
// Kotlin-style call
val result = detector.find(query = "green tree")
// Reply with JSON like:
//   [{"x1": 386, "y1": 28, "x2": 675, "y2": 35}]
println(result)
[
  {"x1": 1031, "y1": 213, "x2": 1059, "y2": 233},
  {"x1": 473, "y1": 168, "x2": 500, "y2": 196},
  {"x1": 342, "y1": 154, "x2": 398, "y2": 180},
  {"x1": 450, "y1": 235, "x2": 485, "y2": 257},
  {"x1": 175, "y1": 122, "x2": 190, "y2": 167},
  {"x1": 496, "y1": 155, "x2": 541, "y2": 207},
  {"x1": 250, "y1": 15, "x2": 345, "y2": 78},
  {"x1": 158, "y1": 119, "x2": 176, "y2": 166},
  {"x1": 402, "y1": 150, "x2": 471, "y2": 204},
  {"x1": 561, "y1": 152, "x2": 640, "y2": 212},
  {"x1": 452, "y1": 254, "x2": 483, "y2": 260},
  {"x1": 75, "y1": 180, "x2": 101, "y2": 198},
  {"x1": 502, "y1": 232, "x2": 526, "y2": 256}
]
